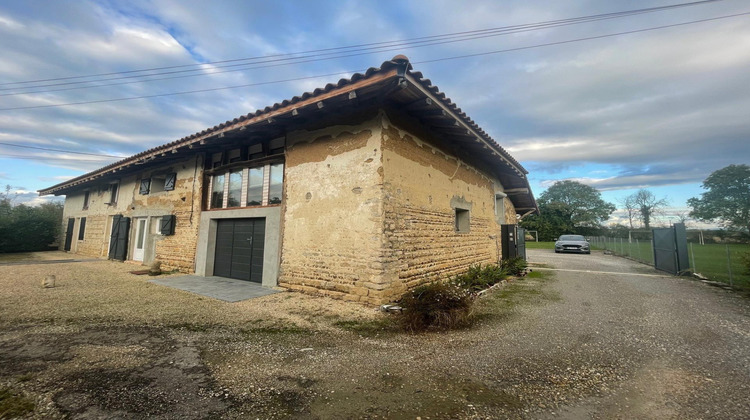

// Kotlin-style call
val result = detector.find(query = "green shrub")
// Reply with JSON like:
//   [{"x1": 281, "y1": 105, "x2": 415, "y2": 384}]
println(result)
[
  {"x1": 501, "y1": 257, "x2": 528, "y2": 276},
  {"x1": 397, "y1": 281, "x2": 475, "y2": 332},
  {"x1": 452, "y1": 264, "x2": 508, "y2": 292}
]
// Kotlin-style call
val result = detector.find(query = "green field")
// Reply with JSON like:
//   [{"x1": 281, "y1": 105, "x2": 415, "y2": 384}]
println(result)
[
  {"x1": 525, "y1": 240, "x2": 750, "y2": 289},
  {"x1": 689, "y1": 243, "x2": 750, "y2": 288}
]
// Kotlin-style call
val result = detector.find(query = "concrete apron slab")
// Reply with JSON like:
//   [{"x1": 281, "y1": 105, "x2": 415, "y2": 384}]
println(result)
[{"x1": 149, "y1": 275, "x2": 279, "y2": 302}]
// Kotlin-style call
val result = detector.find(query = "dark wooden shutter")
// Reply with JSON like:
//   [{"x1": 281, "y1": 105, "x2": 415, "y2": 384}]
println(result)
[
  {"x1": 139, "y1": 179, "x2": 151, "y2": 195},
  {"x1": 64, "y1": 218, "x2": 75, "y2": 251},
  {"x1": 78, "y1": 217, "x2": 86, "y2": 240},
  {"x1": 160, "y1": 215, "x2": 175, "y2": 235},
  {"x1": 108, "y1": 215, "x2": 130, "y2": 261},
  {"x1": 164, "y1": 173, "x2": 176, "y2": 191}
]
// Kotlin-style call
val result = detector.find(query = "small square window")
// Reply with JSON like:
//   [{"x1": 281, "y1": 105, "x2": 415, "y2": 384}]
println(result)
[{"x1": 455, "y1": 208, "x2": 470, "y2": 233}]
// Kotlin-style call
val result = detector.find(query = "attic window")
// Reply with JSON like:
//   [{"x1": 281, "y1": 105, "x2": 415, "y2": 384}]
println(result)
[
  {"x1": 269, "y1": 137, "x2": 285, "y2": 155},
  {"x1": 105, "y1": 183, "x2": 119, "y2": 205},
  {"x1": 82, "y1": 191, "x2": 90, "y2": 210},
  {"x1": 150, "y1": 174, "x2": 166, "y2": 193},
  {"x1": 211, "y1": 152, "x2": 223, "y2": 169},
  {"x1": 248, "y1": 143, "x2": 265, "y2": 160},
  {"x1": 455, "y1": 208, "x2": 470, "y2": 233},
  {"x1": 228, "y1": 148, "x2": 242, "y2": 163}
]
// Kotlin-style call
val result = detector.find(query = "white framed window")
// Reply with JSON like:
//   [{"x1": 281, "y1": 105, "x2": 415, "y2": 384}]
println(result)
[{"x1": 210, "y1": 162, "x2": 284, "y2": 209}]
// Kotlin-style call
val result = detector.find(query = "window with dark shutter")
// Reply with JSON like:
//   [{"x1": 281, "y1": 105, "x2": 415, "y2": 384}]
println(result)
[
  {"x1": 139, "y1": 179, "x2": 151, "y2": 195},
  {"x1": 82, "y1": 191, "x2": 90, "y2": 210},
  {"x1": 164, "y1": 173, "x2": 177, "y2": 191}
]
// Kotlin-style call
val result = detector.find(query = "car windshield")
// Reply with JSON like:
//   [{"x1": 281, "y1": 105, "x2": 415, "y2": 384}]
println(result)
[{"x1": 559, "y1": 235, "x2": 586, "y2": 241}]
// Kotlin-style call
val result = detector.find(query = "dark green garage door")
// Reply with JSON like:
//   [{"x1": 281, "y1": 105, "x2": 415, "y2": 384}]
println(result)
[{"x1": 214, "y1": 218, "x2": 265, "y2": 283}]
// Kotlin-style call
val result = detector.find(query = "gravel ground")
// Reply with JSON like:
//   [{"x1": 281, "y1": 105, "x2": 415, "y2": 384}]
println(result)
[{"x1": 1, "y1": 250, "x2": 749, "y2": 419}]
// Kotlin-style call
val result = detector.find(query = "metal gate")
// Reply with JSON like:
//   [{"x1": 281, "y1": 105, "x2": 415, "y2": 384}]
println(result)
[{"x1": 652, "y1": 223, "x2": 689, "y2": 275}]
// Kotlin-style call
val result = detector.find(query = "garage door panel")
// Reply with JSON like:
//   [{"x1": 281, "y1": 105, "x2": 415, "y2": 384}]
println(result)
[{"x1": 213, "y1": 218, "x2": 265, "y2": 283}]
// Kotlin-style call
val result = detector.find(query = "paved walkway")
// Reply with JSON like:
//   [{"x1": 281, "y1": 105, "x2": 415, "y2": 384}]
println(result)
[{"x1": 149, "y1": 275, "x2": 279, "y2": 302}]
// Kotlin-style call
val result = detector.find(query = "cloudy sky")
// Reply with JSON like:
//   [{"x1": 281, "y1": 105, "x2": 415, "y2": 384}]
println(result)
[{"x1": 1, "y1": 0, "x2": 748, "y2": 227}]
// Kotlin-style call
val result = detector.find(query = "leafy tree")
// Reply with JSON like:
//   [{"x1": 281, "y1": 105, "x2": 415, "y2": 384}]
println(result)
[
  {"x1": 626, "y1": 189, "x2": 668, "y2": 229},
  {"x1": 521, "y1": 180, "x2": 614, "y2": 240},
  {"x1": 688, "y1": 164, "x2": 750, "y2": 234},
  {"x1": 0, "y1": 185, "x2": 63, "y2": 252}
]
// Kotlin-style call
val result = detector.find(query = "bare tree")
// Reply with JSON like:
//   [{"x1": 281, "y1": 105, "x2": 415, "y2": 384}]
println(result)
[
  {"x1": 628, "y1": 189, "x2": 669, "y2": 229},
  {"x1": 675, "y1": 211, "x2": 691, "y2": 226},
  {"x1": 618, "y1": 195, "x2": 638, "y2": 229}
]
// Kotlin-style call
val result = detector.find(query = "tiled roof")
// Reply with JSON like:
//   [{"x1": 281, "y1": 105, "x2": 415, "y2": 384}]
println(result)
[{"x1": 39, "y1": 55, "x2": 531, "y2": 204}]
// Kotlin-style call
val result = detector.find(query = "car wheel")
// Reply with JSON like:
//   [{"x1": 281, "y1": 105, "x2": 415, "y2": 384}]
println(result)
[
  {"x1": 555, "y1": 250, "x2": 559, "y2": 253},
  {"x1": 585, "y1": 251, "x2": 591, "y2": 254}
]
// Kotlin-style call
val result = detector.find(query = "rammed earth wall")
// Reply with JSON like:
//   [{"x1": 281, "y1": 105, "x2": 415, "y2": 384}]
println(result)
[
  {"x1": 60, "y1": 156, "x2": 203, "y2": 273},
  {"x1": 279, "y1": 110, "x2": 515, "y2": 304}
]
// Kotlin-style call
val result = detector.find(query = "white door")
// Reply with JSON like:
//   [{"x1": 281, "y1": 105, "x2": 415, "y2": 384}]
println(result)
[{"x1": 133, "y1": 218, "x2": 147, "y2": 262}]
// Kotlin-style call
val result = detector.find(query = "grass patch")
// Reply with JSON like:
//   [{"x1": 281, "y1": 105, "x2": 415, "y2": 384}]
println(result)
[
  {"x1": 0, "y1": 387, "x2": 35, "y2": 418},
  {"x1": 526, "y1": 270, "x2": 544, "y2": 279},
  {"x1": 690, "y1": 243, "x2": 750, "y2": 288},
  {"x1": 333, "y1": 318, "x2": 395, "y2": 336},
  {"x1": 477, "y1": 271, "x2": 560, "y2": 320}
]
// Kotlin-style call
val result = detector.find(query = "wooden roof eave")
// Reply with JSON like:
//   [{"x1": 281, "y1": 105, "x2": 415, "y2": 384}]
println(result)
[{"x1": 38, "y1": 68, "x2": 402, "y2": 196}]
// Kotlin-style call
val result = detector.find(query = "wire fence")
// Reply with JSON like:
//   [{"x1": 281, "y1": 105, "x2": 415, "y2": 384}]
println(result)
[{"x1": 590, "y1": 235, "x2": 750, "y2": 289}]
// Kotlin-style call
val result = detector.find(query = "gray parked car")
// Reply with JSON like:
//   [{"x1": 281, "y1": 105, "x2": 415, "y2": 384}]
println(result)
[{"x1": 554, "y1": 234, "x2": 590, "y2": 254}]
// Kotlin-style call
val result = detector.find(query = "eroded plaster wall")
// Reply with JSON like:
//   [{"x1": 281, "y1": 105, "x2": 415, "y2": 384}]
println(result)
[
  {"x1": 278, "y1": 115, "x2": 386, "y2": 304},
  {"x1": 60, "y1": 156, "x2": 203, "y2": 272},
  {"x1": 379, "y1": 113, "x2": 510, "y2": 297}
]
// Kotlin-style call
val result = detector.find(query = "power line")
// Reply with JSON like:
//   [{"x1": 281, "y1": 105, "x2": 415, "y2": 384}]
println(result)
[
  {"x1": 0, "y1": 11, "x2": 745, "y2": 112},
  {"x1": 0, "y1": 0, "x2": 726, "y2": 96},
  {"x1": 0, "y1": 142, "x2": 124, "y2": 157},
  {"x1": 0, "y1": 154, "x2": 114, "y2": 161}
]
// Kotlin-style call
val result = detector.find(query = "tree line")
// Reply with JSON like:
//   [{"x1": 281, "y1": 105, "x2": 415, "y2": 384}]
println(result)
[
  {"x1": 0, "y1": 186, "x2": 63, "y2": 253},
  {"x1": 520, "y1": 164, "x2": 750, "y2": 241}
]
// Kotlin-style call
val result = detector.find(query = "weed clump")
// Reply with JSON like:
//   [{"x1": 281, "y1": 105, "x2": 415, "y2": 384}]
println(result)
[
  {"x1": 451, "y1": 264, "x2": 508, "y2": 292},
  {"x1": 397, "y1": 281, "x2": 474, "y2": 332},
  {"x1": 501, "y1": 257, "x2": 528, "y2": 276},
  {"x1": 0, "y1": 386, "x2": 35, "y2": 418}
]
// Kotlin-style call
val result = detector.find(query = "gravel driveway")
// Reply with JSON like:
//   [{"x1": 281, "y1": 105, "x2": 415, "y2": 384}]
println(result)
[
  {"x1": 1, "y1": 250, "x2": 749, "y2": 419},
  {"x1": 526, "y1": 248, "x2": 750, "y2": 419}
]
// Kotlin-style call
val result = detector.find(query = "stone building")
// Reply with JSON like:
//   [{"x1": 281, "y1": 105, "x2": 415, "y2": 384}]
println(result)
[{"x1": 39, "y1": 55, "x2": 538, "y2": 305}]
